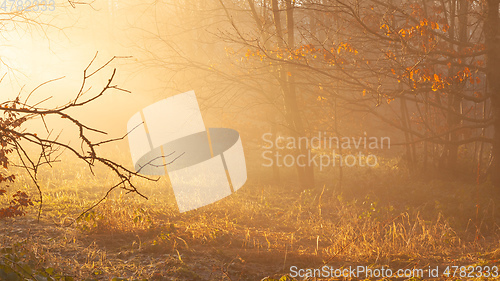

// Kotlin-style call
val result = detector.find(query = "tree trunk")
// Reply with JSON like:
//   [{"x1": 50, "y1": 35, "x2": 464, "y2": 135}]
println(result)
[
  {"x1": 272, "y1": 0, "x2": 315, "y2": 189},
  {"x1": 485, "y1": 0, "x2": 500, "y2": 187},
  {"x1": 400, "y1": 95, "x2": 415, "y2": 172},
  {"x1": 285, "y1": 0, "x2": 315, "y2": 189}
]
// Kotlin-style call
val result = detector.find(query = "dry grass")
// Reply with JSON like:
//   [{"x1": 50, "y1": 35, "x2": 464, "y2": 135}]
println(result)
[{"x1": 1, "y1": 158, "x2": 500, "y2": 280}]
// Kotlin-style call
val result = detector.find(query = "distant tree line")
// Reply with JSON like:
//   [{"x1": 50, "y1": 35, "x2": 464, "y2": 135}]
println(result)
[{"x1": 144, "y1": 0, "x2": 499, "y2": 189}]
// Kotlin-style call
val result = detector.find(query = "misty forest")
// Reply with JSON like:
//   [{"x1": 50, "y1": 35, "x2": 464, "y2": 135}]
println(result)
[{"x1": 1, "y1": 0, "x2": 500, "y2": 280}]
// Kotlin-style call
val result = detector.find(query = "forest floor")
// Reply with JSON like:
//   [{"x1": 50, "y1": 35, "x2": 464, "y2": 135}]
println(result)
[{"x1": 1, "y1": 161, "x2": 500, "y2": 280}]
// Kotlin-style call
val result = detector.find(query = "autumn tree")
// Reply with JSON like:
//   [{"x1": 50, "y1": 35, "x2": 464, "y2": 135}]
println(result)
[
  {"x1": 138, "y1": 0, "x2": 499, "y2": 188},
  {"x1": 221, "y1": 0, "x2": 499, "y2": 183},
  {"x1": 322, "y1": 0, "x2": 499, "y2": 182}
]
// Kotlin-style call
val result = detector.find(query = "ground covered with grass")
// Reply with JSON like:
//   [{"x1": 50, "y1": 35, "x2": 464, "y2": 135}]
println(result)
[{"x1": 1, "y1": 161, "x2": 500, "y2": 280}]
